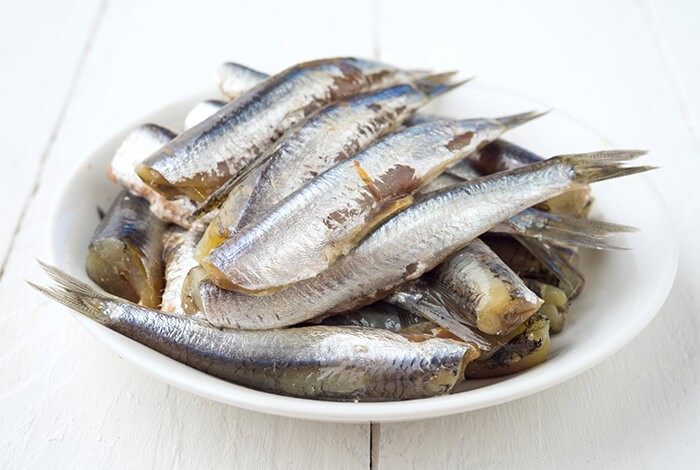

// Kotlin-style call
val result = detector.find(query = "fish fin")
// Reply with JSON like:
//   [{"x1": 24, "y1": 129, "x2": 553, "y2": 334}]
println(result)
[
  {"x1": 495, "y1": 110, "x2": 548, "y2": 131},
  {"x1": 557, "y1": 150, "x2": 652, "y2": 184},
  {"x1": 37, "y1": 259, "x2": 103, "y2": 297},
  {"x1": 514, "y1": 236, "x2": 585, "y2": 299},
  {"x1": 27, "y1": 278, "x2": 110, "y2": 325},
  {"x1": 190, "y1": 154, "x2": 267, "y2": 221},
  {"x1": 36, "y1": 259, "x2": 129, "y2": 303},
  {"x1": 387, "y1": 284, "x2": 509, "y2": 355},
  {"x1": 190, "y1": 182, "x2": 233, "y2": 220},
  {"x1": 412, "y1": 71, "x2": 459, "y2": 84},
  {"x1": 415, "y1": 77, "x2": 472, "y2": 99},
  {"x1": 507, "y1": 209, "x2": 638, "y2": 250}
]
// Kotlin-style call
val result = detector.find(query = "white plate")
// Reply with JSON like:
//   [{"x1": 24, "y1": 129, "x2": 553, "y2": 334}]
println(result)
[{"x1": 47, "y1": 84, "x2": 677, "y2": 423}]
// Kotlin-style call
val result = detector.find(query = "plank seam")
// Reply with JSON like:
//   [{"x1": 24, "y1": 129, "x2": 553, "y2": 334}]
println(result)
[
  {"x1": 0, "y1": 0, "x2": 110, "y2": 279},
  {"x1": 370, "y1": 422, "x2": 380, "y2": 469}
]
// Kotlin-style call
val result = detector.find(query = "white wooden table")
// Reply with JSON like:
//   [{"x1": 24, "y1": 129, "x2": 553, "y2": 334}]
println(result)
[{"x1": 2, "y1": 1, "x2": 698, "y2": 468}]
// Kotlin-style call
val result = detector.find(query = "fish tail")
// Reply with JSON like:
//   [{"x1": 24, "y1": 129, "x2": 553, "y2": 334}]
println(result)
[
  {"x1": 518, "y1": 209, "x2": 638, "y2": 250},
  {"x1": 412, "y1": 70, "x2": 459, "y2": 84},
  {"x1": 28, "y1": 264, "x2": 113, "y2": 324},
  {"x1": 415, "y1": 77, "x2": 472, "y2": 99},
  {"x1": 560, "y1": 150, "x2": 653, "y2": 184},
  {"x1": 495, "y1": 110, "x2": 548, "y2": 131},
  {"x1": 515, "y1": 236, "x2": 585, "y2": 299}
]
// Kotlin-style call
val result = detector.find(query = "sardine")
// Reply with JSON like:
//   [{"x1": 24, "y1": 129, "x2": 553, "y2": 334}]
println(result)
[
  {"x1": 108, "y1": 124, "x2": 213, "y2": 230},
  {"x1": 482, "y1": 234, "x2": 584, "y2": 297},
  {"x1": 187, "y1": 150, "x2": 649, "y2": 329},
  {"x1": 193, "y1": 81, "x2": 466, "y2": 260},
  {"x1": 398, "y1": 166, "x2": 601, "y2": 339},
  {"x1": 136, "y1": 57, "x2": 444, "y2": 202},
  {"x1": 464, "y1": 315, "x2": 550, "y2": 379},
  {"x1": 202, "y1": 112, "x2": 542, "y2": 293},
  {"x1": 161, "y1": 227, "x2": 201, "y2": 314},
  {"x1": 423, "y1": 162, "x2": 636, "y2": 250},
  {"x1": 31, "y1": 264, "x2": 479, "y2": 401},
  {"x1": 388, "y1": 238, "x2": 543, "y2": 336},
  {"x1": 386, "y1": 280, "x2": 524, "y2": 358},
  {"x1": 432, "y1": 159, "x2": 631, "y2": 297},
  {"x1": 85, "y1": 191, "x2": 166, "y2": 308},
  {"x1": 218, "y1": 62, "x2": 270, "y2": 99},
  {"x1": 468, "y1": 139, "x2": 593, "y2": 217}
]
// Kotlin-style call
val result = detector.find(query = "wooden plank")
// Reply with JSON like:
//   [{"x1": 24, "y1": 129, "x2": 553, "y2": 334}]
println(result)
[
  {"x1": 1, "y1": 0, "x2": 377, "y2": 467},
  {"x1": 644, "y1": 0, "x2": 700, "y2": 148},
  {"x1": 0, "y1": 0, "x2": 104, "y2": 269},
  {"x1": 375, "y1": 1, "x2": 700, "y2": 467}
]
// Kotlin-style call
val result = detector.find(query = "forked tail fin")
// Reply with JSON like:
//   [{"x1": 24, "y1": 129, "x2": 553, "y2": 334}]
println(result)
[
  {"x1": 502, "y1": 209, "x2": 638, "y2": 250},
  {"x1": 559, "y1": 150, "x2": 653, "y2": 185},
  {"x1": 27, "y1": 261, "x2": 117, "y2": 324}
]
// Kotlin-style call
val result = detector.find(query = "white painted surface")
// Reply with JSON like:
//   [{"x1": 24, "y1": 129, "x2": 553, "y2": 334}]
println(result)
[
  {"x1": 1, "y1": 0, "x2": 698, "y2": 468},
  {"x1": 0, "y1": 0, "x2": 103, "y2": 268}
]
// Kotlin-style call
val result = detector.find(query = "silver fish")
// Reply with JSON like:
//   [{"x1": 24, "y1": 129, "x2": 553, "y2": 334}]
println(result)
[
  {"x1": 86, "y1": 191, "x2": 166, "y2": 308},
  {"x1": 136, "y1": 57, "x2": 441, "y2": 202},
  {"x1": 399, "y1": 166, "x2": 600, "y2": 340},
  {"x1": 422, "y1": 163, "x2": 636, "y2": 250},
  {"x1": 187, "y1": 150, "x2": 649, "y2": 329},
  {"x1": 161, "y1": 226, "x2": 201, "y2": 314},
  {"x1": 432, "y1": 159, "x2": 632, "y2": 297},
  {"x1": 218, "y1": 62, "x2": 270, "y2": 99},
  {"x1": 31, "y1": 264, "x2": 478, "y2": 401},
  {"x1": 193, "y1": 81, "x2": 466, "y2": 260},
  {"x1": 468, "y1": 139, "x2": 593, "y2": 217},
  {"x1": 388, "y1": 238, "x2": 543, "y2": 336},
  {"x1": 386, "y1": 280, "x2": 523, "y2": 358},
  {"x1": 108, "y1": 124, "x2": 213, "y2": 230},
  {"x1": 202, "y1": 113, "x2": 541, "y2": 293}
]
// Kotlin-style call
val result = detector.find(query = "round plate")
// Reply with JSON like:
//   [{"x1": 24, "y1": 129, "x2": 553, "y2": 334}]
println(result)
[{"x1": 47, "y1": 84, "x2": 677, "y2": 422}]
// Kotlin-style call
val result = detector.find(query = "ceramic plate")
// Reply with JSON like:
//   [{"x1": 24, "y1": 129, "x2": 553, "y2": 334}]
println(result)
[{"x1": 47, "y1": 83, "x2": 677, "y2": 422}]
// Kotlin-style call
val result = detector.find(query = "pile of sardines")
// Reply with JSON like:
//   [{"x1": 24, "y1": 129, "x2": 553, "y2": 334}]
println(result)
[{"x1": 32, "y1": 57, "x2": 651, "y2": 402}]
